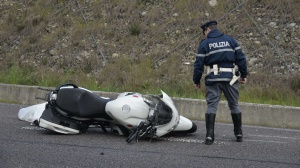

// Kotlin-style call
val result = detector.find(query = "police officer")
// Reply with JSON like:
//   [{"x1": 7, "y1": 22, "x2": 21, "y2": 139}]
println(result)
[{"x1": 193, "y1": 20, "x2": 247, "y2": 145}]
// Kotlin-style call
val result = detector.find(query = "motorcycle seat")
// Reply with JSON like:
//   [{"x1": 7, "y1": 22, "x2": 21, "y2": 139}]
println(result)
[{"x1": 55, "y1": 88, "x2": 113, "y2": 120}]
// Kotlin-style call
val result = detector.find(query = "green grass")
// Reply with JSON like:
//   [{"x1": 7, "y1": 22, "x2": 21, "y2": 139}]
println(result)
[
  {"x1": 239, "y1": 87, "x2": 300, "y2": 107},
  {"x1": 0, "y1": 64, "x2": 299, "y2": 107}
]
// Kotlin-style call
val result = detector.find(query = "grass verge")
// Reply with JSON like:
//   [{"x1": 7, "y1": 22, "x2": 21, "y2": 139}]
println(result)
[{"x1": 0, "y1": 64, "x2": 299, "y2": 107}]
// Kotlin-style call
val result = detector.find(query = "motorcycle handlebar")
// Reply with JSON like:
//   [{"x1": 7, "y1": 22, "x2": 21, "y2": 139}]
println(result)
[
  {"x1": 126, "y1": 121, "x2": 145, "y2": 143},
  {"x1": 126, "y1": 119, "x2": 157, "y2": 143}
]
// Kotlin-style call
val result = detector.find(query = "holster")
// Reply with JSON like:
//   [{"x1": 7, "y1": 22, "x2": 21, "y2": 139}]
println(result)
[{"x1": 229, "y1": 66, "x2": 240, "y2": 85}]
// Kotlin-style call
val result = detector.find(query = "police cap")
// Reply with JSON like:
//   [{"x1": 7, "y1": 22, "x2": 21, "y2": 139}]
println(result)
[{"x1": 200, "y1": 20, "x2": 217, "y2": 30}]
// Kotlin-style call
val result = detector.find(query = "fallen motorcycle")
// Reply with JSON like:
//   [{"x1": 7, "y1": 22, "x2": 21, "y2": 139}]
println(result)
[{"x1": 18, "y1": 83, "x2": 197, "y2": 143}]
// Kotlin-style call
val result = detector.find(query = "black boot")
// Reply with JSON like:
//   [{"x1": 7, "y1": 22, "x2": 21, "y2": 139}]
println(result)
[
  {"x1": 205, "y1": 113, "x2": 216, "y2": 145},
  {"x1": 231, "y1": 113, "x2": 243, "y2": 142}
]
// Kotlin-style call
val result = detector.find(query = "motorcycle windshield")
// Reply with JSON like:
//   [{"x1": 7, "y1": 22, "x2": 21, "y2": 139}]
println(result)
[{"x1": 155, "y1": 91, "x2": 180, "y2": 136}]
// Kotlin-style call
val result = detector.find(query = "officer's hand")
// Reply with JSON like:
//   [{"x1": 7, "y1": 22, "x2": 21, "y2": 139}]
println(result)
[
  {"x1": 195, "y1": 83, "x2": 201, "y2": 89},
  {"x1": 239, "y1": 78, "x2": 247, "y2": 84}
]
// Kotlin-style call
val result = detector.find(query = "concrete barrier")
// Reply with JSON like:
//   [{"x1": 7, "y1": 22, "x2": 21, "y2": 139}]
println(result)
[{"x1": 1, "y1": 83, "x2": 299, "y2": 129}]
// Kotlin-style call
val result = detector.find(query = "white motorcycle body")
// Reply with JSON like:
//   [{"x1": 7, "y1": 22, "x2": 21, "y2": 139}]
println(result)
[
  {"x1": 106, "y1": 91, "x2": 193, "y2": 137},
  {"x1": 18, "y1": 84, "x2": 196, "y2": 138}
]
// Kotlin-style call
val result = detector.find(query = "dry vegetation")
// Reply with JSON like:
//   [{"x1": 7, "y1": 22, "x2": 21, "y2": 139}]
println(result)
[{"x1": 0, "y1": 0, "x2": 299, "y2": 106}]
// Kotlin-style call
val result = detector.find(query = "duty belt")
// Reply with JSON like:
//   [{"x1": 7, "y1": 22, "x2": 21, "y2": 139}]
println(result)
[
  {"x1": 207, "y1": 64, "x2": 234, "y2": 75},
  {"x1": 206, "y1": 64, "x2": 240, "y2": 85}
]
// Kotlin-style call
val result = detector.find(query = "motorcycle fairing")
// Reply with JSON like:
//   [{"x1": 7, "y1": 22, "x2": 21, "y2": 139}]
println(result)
[
  {"x1": 173, "y1": 115, "x2": 193, "y2": 131},
  {"x1": 156, "y1": 91, "x2": 194, "y2": 133},
  {"x1": 105, "y1": 93, "x2": 149, "y2": 128},
  {"x1": 155, "y1": 100, "x2": 172, "y2": 125},
  {"x1": 154, "y1": 91, "x2": 180, "y2": 137},
  {"x1": 18, "y1": 102, "x2": 47, "y2": 122}
]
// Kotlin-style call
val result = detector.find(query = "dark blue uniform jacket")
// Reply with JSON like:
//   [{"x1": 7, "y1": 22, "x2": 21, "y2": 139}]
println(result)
[{"x1": 193, "y1": 29, "x2": 247, "y2": 86}]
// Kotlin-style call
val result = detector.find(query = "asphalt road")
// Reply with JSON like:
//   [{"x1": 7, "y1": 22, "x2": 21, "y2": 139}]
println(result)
[{"x1": 0, "y1": 103, "x2": 299, "y2": 168}]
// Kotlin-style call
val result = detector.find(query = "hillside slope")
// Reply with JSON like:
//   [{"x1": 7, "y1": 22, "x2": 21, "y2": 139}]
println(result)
[{"x1": 0, "y1": 0, "x2": 299, "y2": 97}]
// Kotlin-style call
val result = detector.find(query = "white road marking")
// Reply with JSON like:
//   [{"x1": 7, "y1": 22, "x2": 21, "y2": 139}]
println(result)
[
  {"x1": 157, "y1": 137, "x2": 227, "y2": 145},
  {"x1": 158, "y1": 137, "x2": 203, "y2": 143},
  {"x1": 22, "y1": 126, "x2": 46, "y2": 131}
]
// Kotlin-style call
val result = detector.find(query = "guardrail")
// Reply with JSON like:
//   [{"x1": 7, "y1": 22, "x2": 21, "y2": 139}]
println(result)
[{"x1": 0, "y1": 83, "x2": 299, "y2": 129}]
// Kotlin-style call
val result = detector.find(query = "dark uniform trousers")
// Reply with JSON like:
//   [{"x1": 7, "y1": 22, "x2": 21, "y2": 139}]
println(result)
[{"x1": 206, "y1": 82, "x2": 241, "y2": 114}]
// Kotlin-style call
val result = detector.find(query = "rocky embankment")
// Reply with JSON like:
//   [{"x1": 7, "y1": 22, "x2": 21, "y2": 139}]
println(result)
[{"x1": 0, "y1": 0, "x2": 299, "y2": 76}]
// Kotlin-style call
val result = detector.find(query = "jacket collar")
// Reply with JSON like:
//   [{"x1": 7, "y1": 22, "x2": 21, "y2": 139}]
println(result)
[{"x1": 207, "y1": 29, "x2": 223, "y2": 38}]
